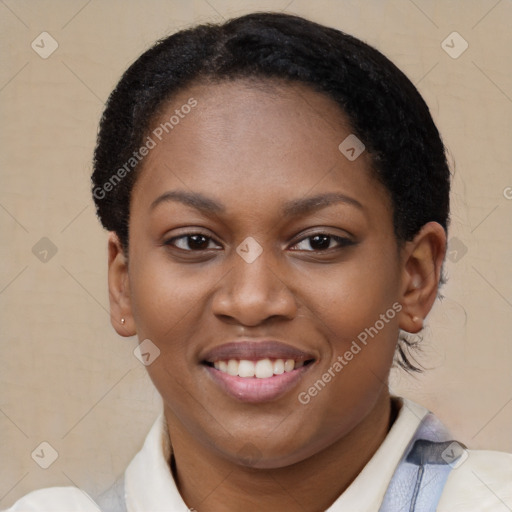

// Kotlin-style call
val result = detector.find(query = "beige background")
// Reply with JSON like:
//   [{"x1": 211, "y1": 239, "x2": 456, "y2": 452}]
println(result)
[{"x1": 1, "y1": 0, "x2": 511, "y2": 507}]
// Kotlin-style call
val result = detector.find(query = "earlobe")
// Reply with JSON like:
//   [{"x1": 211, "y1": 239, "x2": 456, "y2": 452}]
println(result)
[
  {"x1": 398, "y1": 222, "x2": 447, "y2": 333},
  {"x1": 107, "y1": 232, "x2": 136, "y2": 337}
]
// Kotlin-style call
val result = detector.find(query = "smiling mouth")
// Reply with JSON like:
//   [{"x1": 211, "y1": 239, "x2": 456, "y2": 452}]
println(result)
[
  {"x1": 203, "y1": 358, "x2": 316, "y2": 379},
  {"x1": 200, "y1": 340, "x2": 317, "y2": 402}
]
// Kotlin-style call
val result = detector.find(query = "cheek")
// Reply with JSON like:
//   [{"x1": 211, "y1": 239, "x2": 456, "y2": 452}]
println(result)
[
  {"x1": 290, "y1": 268, "x2": 401, "y2": 456},
  {"x1": 301, "y1": 243, "x2": 401, "y2": 344},
  {"x1": 126, "y1": 251, "x2": 226, "y2": 387},
  {"x1": 296, "y1": 243, "x2": 402, "y2": 399},
  {"x1": 127, "y1": 255, "x2": 213, "y2": 420},
  {"x1": 315, "y1": 278, "x2": 400, "y2": 353},
  {"x1": 128, "y1": 252, "x2": 211, "y2": 342}
]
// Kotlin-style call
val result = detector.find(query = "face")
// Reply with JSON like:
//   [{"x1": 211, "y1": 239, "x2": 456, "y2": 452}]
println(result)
[{"x1": 109, "y1": 80, "x2": 440, "y2": 469}]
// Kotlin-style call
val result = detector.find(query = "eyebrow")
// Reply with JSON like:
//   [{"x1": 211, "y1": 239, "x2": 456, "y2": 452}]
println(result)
[
  {"x1": 281, "y1": 192, "x2": 363, "y2": 218},
  {"x1": 150, "y1": 190, "x2": 363, "y2": 217},
  {"x1": 150, "y1": 190, "x2": 225, "y2": 215}
]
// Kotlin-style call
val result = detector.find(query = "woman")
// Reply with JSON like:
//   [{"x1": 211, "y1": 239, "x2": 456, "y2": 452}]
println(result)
[{"x1": 6, "y1": 12, "x2": 511, "y2": 512}]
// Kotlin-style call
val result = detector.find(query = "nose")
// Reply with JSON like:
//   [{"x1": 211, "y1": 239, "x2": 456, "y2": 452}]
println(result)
[{"x1": 211, "y1": 249, "x2": 298, "y2": 327}]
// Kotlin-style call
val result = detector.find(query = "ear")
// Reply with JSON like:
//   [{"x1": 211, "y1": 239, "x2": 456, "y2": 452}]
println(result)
[
  {"x1": 108, "y1": 232, "x2": 136, "y2": 337},
  {"x1": 398, "y1": 222, "x2": 447, "y2": 333}
]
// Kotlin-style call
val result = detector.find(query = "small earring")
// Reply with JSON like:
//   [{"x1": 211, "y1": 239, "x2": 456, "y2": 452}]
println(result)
[
  {"x1": 121, "y1": 318, "x2": 126, "y2": 325},
  {"x1": 412, "y1": 315, "x2": 423, "y2": 327},
  {"x1": 412, "y1": 276, "x2": 422, "y2": 289}
]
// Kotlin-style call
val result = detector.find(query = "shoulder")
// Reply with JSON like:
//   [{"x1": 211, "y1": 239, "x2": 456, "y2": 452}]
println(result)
[
  {"x1": 1, "y1": 486, "x2": 100, "y2": 512},
  {"x1": 438, "y1": 449, "x2": 512, "y2": 511}
]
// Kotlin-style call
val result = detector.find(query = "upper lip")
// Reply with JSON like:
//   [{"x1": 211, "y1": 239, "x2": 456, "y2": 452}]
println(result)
[{"x1": 201, "y1": 340, "x2": 316, "y2": 363}]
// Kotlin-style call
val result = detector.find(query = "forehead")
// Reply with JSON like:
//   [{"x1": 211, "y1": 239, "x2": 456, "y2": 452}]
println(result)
[{"x1": 132, "y1": 79, "x2": 389, "y2": 217}]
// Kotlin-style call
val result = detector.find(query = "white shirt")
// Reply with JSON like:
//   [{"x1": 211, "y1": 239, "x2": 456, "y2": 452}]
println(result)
[{"x1": 4, "y1": 397, "x2": 512, "y2": 511}]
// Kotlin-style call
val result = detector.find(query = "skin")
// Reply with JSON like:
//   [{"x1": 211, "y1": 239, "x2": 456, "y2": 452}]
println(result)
[{"x1": 107, "y1": 80, "x2": 446, "y2": 511}]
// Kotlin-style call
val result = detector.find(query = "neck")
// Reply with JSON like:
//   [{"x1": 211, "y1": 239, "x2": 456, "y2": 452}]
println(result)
[{"x1": 166, "y1": 389, "x2": 395, "y2": 512}]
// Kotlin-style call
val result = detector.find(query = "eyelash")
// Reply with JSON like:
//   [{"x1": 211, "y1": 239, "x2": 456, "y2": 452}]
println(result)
[{"x1": 164, "y1": 231, "x2": 354, "y2": 253}]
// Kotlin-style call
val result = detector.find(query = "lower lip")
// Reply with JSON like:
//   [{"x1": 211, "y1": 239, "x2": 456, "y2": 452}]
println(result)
[{"x1": 203, "y1": 364, "x2": 312, "y2": 403}]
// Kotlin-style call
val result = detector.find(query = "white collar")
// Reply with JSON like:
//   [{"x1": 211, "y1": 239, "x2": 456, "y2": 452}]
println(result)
[
  {"x1": 124, "y1": 397, "x2": 428, "y2": 512},
  {"x1": 326, "y1": 397, "x2": 428, "y2": 511}
]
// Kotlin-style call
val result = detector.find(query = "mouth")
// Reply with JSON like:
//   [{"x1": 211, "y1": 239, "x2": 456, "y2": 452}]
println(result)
[
  {"x1": 204, "y1": 357, "x2": 314, "y2": 378},
  {"x1": 200, "y1": 341, "x2": 316, "y2": 403}
]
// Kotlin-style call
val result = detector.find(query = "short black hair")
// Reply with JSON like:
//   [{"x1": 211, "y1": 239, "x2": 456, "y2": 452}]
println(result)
[{"x1": 92, "y1": 12, "x2": 451, "y2": 371}]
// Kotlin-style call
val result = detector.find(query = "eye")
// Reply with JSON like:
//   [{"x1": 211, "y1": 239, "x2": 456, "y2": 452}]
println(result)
[
  {"x1": 165, "y1": 233, "x2": 222, "y2": 251},
  {"x1": 290, "y1": 233, "x2": 354, "y2": 252}
]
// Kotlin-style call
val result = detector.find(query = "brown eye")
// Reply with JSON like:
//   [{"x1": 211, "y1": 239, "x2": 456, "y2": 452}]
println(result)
[
  {"x1": 186, "y1": 234, "x2": 210, "y2": 250},
  {"x1": 291, "y1": 234, "x2": 353, "y2": 252},
  {"x1": 309, "y1": 234, "x2": 331, "y2": 250},
  {"x1": 165, "y1": 233, "x2": 221, "y2": 251}
]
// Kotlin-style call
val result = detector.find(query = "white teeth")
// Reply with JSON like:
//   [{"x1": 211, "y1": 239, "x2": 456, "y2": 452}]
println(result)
[
  {"x1": 227, "y1": 359, "x2": 239, "y2": 376},
  {"x1": 255, "y1": 359, "x2": 274, "y2": 378},
  {"x1": 211, "y1": 357, "x2": 307, "y2": 378},
  {"x1": 238, "y1": 360, "x2": 255, "y2": 378},
  {"x1": 273, "y1": 359, "x2": 285, "y2": 374},
  {"x1": 284, "y1": 359, "x2": 295, "y2": 372}
]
